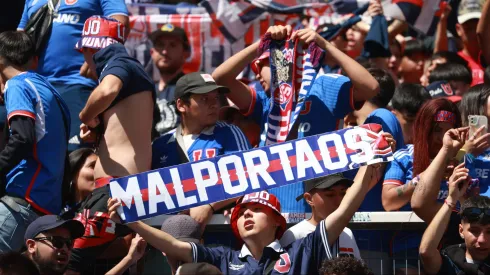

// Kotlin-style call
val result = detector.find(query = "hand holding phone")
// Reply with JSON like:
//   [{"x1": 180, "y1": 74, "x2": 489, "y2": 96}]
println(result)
[{"x1": 468, "y1": 115, "x2": 488, "y2": 138}]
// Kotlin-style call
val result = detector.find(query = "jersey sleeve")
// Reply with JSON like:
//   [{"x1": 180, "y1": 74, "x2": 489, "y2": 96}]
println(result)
[
  {"x1": 100, "y1": 0, "x2": 128, "y2": 17},
  {"x1": 301, "y1": 220, "x2": 334, "y2": 268},
  {"x1": 189, "y1": 242, "x2": 226, "y2": 267},
  {"x1": 241, "y1": 87, "x2": 269, "y2": 126},
  {"x1": 311, "y1": 74, "x2": 360, "y2": 118},
  {"x1": 223, "y1": 124, "x2": 252, "y2": 153},
  {"x1": 100, "y1": 61, "x2": 131, "y2": 90},
  {"x1": 17, "y1": 0, "x2": 30, "y2": 30},
  {"x1": 5, "y1": 79, "x2": 36, "y2": 122},
  {"x1": 383, "y1": 158, "x2": 406, "y2": 186}
]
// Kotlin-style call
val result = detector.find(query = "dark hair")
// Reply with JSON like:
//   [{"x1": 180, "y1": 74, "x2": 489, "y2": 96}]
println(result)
[
  {"x1": 367, "y1": 68, "x2": 395, "y2": 108},
  {"x1": 403, "y1": 39, "x2": 427, "y2": 57},
  {"x1": 428, "y1": 62, "x2": 472, "y2": 85},
  {"x1": 174, "y1": 93, "x2": 192, "y2": 116},
  {"x1": 320, "y1": 257, "x2": 374, "y2": 275},
  {"x1": 484, "y1": 66, "x2": 490, "y2": 85},
  {"x1": 0, "y1": 31, "x2": 35, "y2": 67},
  {"x1": 430, "y1": 51, "x2": 468, "y2": 68},
  {"x1": 63, "y1": 148, "x2": 96, "y2": 205},
  {"x1": 460, "y1": 196, "x2": 490, "y2": 223},
  {"x1": 459, "y1": 84, "x2": 490, "y2": 126},
  {"x1": 0, "y1": 252, "x2": 40, "y2": 275},
  {"x1": 413, "y1": 98, "x2": 462, "y2": 176},
  {"x1": 391, "y1": 83, "x2": 432, "y2": 118}
]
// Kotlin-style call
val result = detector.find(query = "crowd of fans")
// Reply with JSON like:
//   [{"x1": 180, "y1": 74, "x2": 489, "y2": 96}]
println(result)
[{"x1": 0, "y1": 0, "x2": 490, "y2": 274}]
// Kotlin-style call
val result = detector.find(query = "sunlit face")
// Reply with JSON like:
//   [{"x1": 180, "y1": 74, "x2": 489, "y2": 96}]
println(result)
[
  {"x1": 420, "y1": 57, "x2": 447, "y2": 86},
  {"x1": 257, "y1": 59, "x2": 271, "y2": 93},
  {"x1": 27, "y1": 227, "x2": 72, "y2": 275},
  {"x1": 150, "y1": 35, "x2": 188, "y2": 74},
  {"x1": 236, "y1": 203, "x2": 279, "y2": 242},
  {"x1": 456, "y1": 20, "x2": 479, "y2": 47},
  {"x1": 459, "y1": 221, "x2": 490, "y2": 261},
  {"x1": 345, "y1": 26, "x2": 365, "y2": 58},
  {"x1": 308, "y1": 184, "x2": 348, "y2": 220},
  {"x1": 429, "y1": 121, "x2": 454, "y2": 158},
  {"x1": 389, "y1": 42, "x2": 402, "y2": 77},
  {"x1": 178, "y1": 90, "x2": 221, "y2": 128},
  {"x1": 399, "y1": 53, "x2": 426, "y2": 84}
]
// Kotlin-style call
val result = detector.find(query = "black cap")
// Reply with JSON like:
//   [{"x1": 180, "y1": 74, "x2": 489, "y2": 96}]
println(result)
[
  {"x1": 149, "y1": 23, "x2": 190, "y2": 51},
  {"x1": 24, "y1": 215, "x2": 85, "y2": 242},
  {"x1": 174, "y1": 72, "x2": 230, "y2": 101},
  {"x1": 296, "y1": 173, "x2": 353, "y2": 201}
]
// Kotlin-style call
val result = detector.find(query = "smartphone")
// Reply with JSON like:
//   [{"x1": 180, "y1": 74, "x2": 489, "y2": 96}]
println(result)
[{"x1": 468, "y1": 115, "x2": 488, "y2": 138}]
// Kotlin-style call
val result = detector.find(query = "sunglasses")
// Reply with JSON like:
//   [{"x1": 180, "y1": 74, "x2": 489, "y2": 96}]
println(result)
[
  {"x1": 461, "y1": 207, "x2": 490, "y2": 223},
  {"x1": 33, "y1": 236, "x2": 73, "y2": 249}
]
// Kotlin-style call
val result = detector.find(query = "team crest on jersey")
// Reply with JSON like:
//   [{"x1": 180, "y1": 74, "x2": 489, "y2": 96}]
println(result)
[
  {"x1": 65, "y1": 0, "x2": 77, "y2": 5},
  {"x1": 274, "y1": 83, "x2": 293, "y2": 111},
  {"x1": 274, "y1": 253, "x2": 291, "y2": 273}
]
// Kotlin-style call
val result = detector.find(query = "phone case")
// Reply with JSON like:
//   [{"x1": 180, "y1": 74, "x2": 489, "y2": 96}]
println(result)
[{"x1": 468, "y1": 115, "x2": 488, "y2": 138}]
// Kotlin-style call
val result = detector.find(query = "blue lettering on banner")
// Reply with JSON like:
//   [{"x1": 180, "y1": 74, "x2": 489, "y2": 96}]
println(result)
[{"x1": 110, "y1": 124, "x2": 394, "y2": 223}]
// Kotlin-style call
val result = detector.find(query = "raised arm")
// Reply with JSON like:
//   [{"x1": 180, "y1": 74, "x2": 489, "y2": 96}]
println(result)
[
  {"x1": 324, "y1": 164, "x2": 375, "y2": 246},
  {"x1": 79, "y1": 75, "x2": 122, "y2": 124},
  {"x1": 411, "y1": 128, "x2": 467, "y2": 223},
  {"x1": 419, "y1": 163, "x2": 470, "y2": 275},
  {"x1": 107, "y1": 198, "x2": 193, "y2": 263},
  {"x1": 477, "y1": 0, "x2": 490, "y2": 64},
  {"x1": 382, "y1": 180, "x2": 416, "y2": 211},
  {"x1": 433, "y1": 3, "x2": 451, "y2": 53}
]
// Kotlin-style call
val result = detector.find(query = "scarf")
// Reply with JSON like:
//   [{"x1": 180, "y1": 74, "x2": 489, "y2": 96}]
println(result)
[{"x1": 258, "y1": 33, "x2": 324, "y2": 145}]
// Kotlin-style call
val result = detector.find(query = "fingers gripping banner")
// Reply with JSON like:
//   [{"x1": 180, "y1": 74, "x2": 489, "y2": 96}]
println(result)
[{"x1": 110, "y1": 124, "x2": 394, "y2": 223}]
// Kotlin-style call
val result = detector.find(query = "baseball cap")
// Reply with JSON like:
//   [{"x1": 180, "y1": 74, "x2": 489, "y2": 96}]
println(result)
[
  {"x1": 230, "y1": 192, "x2": 287, "y2": 242},
  {"x1": 251, "y1": 51, "x2": 270, "y2": 75},
  {"x1": 24, "y1": 215, "x2": 85, "y2": 242},
  {"x1": 427, "y1": 81, "x2": 462, "y2": 103},
  {"x1": 458, "y1": 0, "x2": 484, "y2": 24},
  {"x1": 160, "y1": 215, "x2": 201, "y2": 243},
  {"x1": 296, "y1": 173, "x2": 353, "y2": 201},
  {"x1": 75, "y1": 16, "x2": 126, "y2": 52},
  {"x1": 150, "y1": 24, "x2": 190, "y2": 51},
  {"x1": 174, "y1": 72, "x2": 230, "y2": 101}
]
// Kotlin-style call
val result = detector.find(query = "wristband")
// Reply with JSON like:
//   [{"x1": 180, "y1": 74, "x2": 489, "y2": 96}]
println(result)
[
  {"x1": 208, "y1": 204, "x2": 216, "y2": 212},
  {"x1": 410, "y1": 175, "x2": 420, "y2": 187},
  {"x1": 444, "y1": 199, "x2": 456, "y2": 209},
  {"x1": 455, "y1": 149, "x2": 466, "y2": 163}
]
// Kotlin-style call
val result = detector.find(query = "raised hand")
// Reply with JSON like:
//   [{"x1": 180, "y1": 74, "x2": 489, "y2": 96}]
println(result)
[
  {"x1": 368, "y1": 0, "x2": 383, "y2": 17},
  {"x1": 290, "y1": 28, "x2": 327, "y2": 45},
  {"x1": 463, "y1": 125, "x2": 490, "y2": 157},
  {"x1": 266, "y1": 25, "x2": 293, "y2": 40},
  {"x1": 447, "y1": 162, "x2": 471, "y2": 203},
  {"x1": 443, "y1": 127, "x2": 469, "y2": 155},
  {"x1": 126, "y1": 234, "x2": 147, "y2": 264},
  {"x1": 107, "y1": 198, "x2": 123, "y2": 224}
]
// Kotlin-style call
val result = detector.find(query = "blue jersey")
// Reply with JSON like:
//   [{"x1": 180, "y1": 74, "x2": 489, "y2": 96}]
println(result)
[
  {"x1": 467, "y1": 150, "x2": 490, "y2": 197},
  {"x1": 190, "y1": 220, "x2": 336, "y2": 275},
  {"x1": 4, "y1": 72, "x2": 70, "y2": 214},
  {"x1": 18, "y1": 0, "x2": 128, "y2": 87},
  {"x1": 152, "y1": 122, "x2": 251, "y2": 169},
  {"x1": 383, "y1": 144, "x2": 414, "y2": 211},
  {"x1": 244, "y1": 74, "x2": 357, "y2": 212}
]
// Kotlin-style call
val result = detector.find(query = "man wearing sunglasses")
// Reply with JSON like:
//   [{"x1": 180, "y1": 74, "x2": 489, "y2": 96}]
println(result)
[
  {"x1": 23, "y1": 215, "x2": 84, "y2": 275},
  {"x1": 420, "y1": 163, "x2": 490, "y2": 275}
]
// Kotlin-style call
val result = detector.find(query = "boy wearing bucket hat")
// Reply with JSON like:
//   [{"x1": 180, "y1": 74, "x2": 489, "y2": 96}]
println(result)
[
  {"x1": 69, "y1": 15, "x2": 154, "y2": 273},
  {"x1": 107, "y1": 163, "x2": 378, "y2": 274}
]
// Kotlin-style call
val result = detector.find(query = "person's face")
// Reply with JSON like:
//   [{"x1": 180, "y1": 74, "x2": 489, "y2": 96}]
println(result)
[
  {"x1": 420, "y1": 57, "x2": 447, "y2": 86},
  {"x1": 178, "y1": 90, "x2": 220, "y2": 128},
  {"x1": 393, "y1": 110, "x2": 415, "y2": 144},
  {"x1": 27, "y1": 227, "x2": 72, "y2": 275},
  {"x1": 389, "y1": 42, "x2": 402, "y2": 77},
  {"x1": 456, "y1": 20, "x2": 479, "y2": 48},
  {"x1": 429, "y1": 121, "x2": 454, "y2": 158},
  {"x1": 345, "y1": 27, "x2": 365, "y2": 58},
  {"x1": 257, "y1": 59, "x2": 271, "y2": 93},
  {"x1": 331, "y1": 33, "x2": 348, "y2": 53},
  {"x1": 459, "y1": 222, "x2": 490, "y2": 261},
  {"x1": 399, "y1": 53, "x2": 426, "y2": 84},
  {"x1": 74, "y1": 154, "x2": 97, "y2": 201},
  {"x1": 82, "y1": 48, "x2": 97, "y2": 74},
  {"x1": 150, "y1": 35, "x2": 189, "y2": 74},
  {"x1": 237, "y1": 203, "x2": 279, "y2": 242},
  {"x1": 307, "y1": 185, "x2": 348, "y2": 220},
  {"x1": 450, "y1": 80, "x2": 470, "y2": 96}
]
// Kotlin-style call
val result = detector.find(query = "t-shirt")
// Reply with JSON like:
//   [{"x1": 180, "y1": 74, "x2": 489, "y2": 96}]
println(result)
[
  {"x1": 154, "y1": 73, "x2": 183, "y2": 136},
  {"x1": 244, "y1": 74, "x2": 358, "y2": 213},
  {"x1": 151, "y1": 122, "x2": 251, "y2": 169},
  {"x1": 382, "y1": 144, "x2": 414, "y2": 211},
  {"x1": 190, "y1": 220, "x2": 337, "y2": 275},
  {"x1": 279, "y1": 220, "x2": 361, "y2": 259},
  {"x1": 458, "y1": 51, "x2": 484, "y2": 86},
  {"x1": 468, "y1": 149, "x2": 490, "y2": 198},
  {"x1": 17, "y1": 0, "x2": 128, "y2": 87},
  {"x1": 4, "y1": 72, "x2": 70, "y2": 214}
]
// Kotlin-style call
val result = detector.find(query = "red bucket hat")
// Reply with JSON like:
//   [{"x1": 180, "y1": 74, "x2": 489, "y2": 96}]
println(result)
[
  {"x1": 230, "y1": 191, "x2": 287, "y2": 243},
  {"x1": 250, "y1": 51, "x2": 270, "y2": 75},
  {"x1": 75, "y1": 16, "x2": 126, "y2": 52}
]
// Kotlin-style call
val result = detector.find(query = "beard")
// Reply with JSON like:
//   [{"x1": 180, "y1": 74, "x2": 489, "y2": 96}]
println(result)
[
  {"x1": 156, "y1": 58, "x2": 184, "y2": 75},
  {"x1": 33, "y1": 249, "x2": 68, "y2": 275}
]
